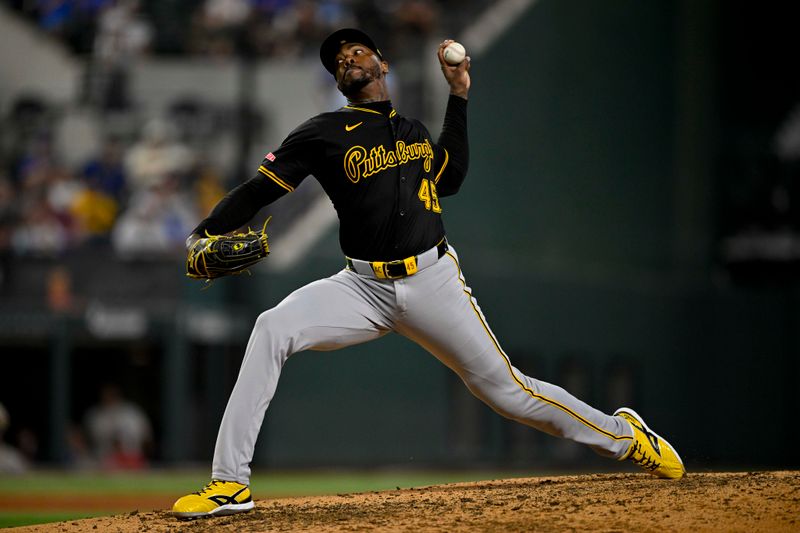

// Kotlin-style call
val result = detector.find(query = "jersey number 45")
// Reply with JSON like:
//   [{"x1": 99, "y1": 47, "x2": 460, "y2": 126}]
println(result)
[{"x1": 418, "y1": 179, "x2": 442, "y2": 213}]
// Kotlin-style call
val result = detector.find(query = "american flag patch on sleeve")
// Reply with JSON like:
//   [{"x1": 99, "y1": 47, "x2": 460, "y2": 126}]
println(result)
[{"x1": 265, "y1": 152, "x2": 276, "y2": 162}]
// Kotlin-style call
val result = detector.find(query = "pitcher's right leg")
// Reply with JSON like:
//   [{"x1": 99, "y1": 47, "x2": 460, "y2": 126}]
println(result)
[
  {"x1": 211, "y1": 270, "x2": 394, "y2": 485},
  {"x1": 174, "y1": 270, "x2": 395, "y2": 518}
]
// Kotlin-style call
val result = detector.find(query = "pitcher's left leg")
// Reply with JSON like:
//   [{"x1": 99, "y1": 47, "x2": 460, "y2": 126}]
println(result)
[{"x1": 396, "y1": 248, "x2": 632, "y2": 458}]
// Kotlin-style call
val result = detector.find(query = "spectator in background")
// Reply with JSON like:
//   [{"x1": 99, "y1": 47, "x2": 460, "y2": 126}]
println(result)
[
  {"x1": 192, "y1": 154, "x2": 227, "y2": 217},
  {"x1": 12, "y1": 132, "x2": 57, "y2": 190},
  {"x1": 189, "y1": 0, "x2": 252, "y2": 57},
  {"x1": 248, "y1": 0, "x2": 295, "y2": 23},
  {"x1": 113, "y1": 117, "x2": 197, "y2": 254},
  {"x1": 46, "y1": 265, "x2": 75, "y2": 313},
  {"x1": 124, "y1": 118, "x2": 193, "y2": 191},
  {"x1": 204, "y1": 0, "x2": 252, "y2": 29},
  {"x1": 9, "y1": 112, "x2": 119, "y2": 253},
  {"x1": 111, "y1": 175, "x2": 198, "y2": 255},
  {"x1": 245, "y1": 0, "x2": 355, "y2": 59},
  {"x1": 46, "y1": 165, "x2": 84, "y2": 233},
  {"x1": 81, "y1": 137, "x2": 128, "y2": 203},
  {"x1": 87, "y1": 0, "x2": 153, "y2": 110},
  {"x1": 315, "y1": 0, "x2": 357, "y2": 31},
  {"x1": 65, "y1": 137, "x2": 127, "y2": 245},
  {"x1": 2, "y1": 96, "x2": 53, "y2": 188},
  {"x1": 270, "y1": 0, "x2": 329, "y2": 57},
  {"x1": 0, "y1": 403, "x2": 28, "y2": 474},
  {"x1": 6, "y1": 134, "x2": 123, "y2": 252},
  {"x1": 12, "y1": 196, "x2": 69, "y2": 256},
  {"x1": 85, "y1": 383, "x2": 152, "y2": 470},
  {"x1": 240, "y1": 1, "x2": 291, "y2": 57},
  {"x1": 69, "y1": 181, "x2": 119, "y2": 244}
]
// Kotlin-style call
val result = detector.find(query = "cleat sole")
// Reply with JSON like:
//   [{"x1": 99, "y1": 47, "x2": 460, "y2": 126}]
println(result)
[{"x1": 173, "y1": 501, "x2": 254, "y2": 520}]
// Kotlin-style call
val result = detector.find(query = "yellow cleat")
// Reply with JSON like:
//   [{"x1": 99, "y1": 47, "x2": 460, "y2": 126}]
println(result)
[
  {"x1": 615, "y1": 407, "x2": 686, "y2": 479},
  {"x1": 172, "y1": 480, "x2": 254, "y2": 519}
]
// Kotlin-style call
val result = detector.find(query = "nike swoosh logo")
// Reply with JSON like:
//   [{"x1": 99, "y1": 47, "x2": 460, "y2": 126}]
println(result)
[{"x1": 345, "y1": 122, "x2": 363, "y2": 132}]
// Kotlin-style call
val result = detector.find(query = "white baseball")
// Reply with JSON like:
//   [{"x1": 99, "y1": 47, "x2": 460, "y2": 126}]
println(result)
[{"x1": 443, "y1": 42, "x2": 466, "y2": 65}]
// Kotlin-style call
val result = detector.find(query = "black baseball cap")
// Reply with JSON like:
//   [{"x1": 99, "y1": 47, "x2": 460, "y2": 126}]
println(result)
[{"x1": 320, "y1": 28, "x2": 383, "y2": 76}]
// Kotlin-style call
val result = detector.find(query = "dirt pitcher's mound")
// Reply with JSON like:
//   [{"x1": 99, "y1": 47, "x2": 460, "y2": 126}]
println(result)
[{"x1": 11, "y1": 471, "x2": 800, "y2": 532}]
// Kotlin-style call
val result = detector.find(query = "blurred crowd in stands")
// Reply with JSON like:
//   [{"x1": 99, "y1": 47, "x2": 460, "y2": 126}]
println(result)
[
  {"x1": 0, "y1": 0, "x2": 487, "y2": 269},
  {"x1": 69, "y1": 383, "x2": 153, "y2": 470},
  {"x1": 0, "y1": 96, "x2": 224, "y2": 261},
  {"x1": 1, "y1": 384, "x2": 153, "y2": 473},
  {"x1": 7, "y1": 0, "x2": 480, "y2": 59}
]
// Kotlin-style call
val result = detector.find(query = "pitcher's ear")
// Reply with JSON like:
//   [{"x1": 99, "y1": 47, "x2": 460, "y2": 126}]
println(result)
[{"x1": 381, "y1": 60, "x2": 389, "y2": 74}]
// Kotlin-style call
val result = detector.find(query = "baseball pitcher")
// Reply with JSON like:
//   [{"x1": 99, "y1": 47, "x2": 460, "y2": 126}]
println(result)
[{"x1": 173, "y1": 28, "x2": 684, "y2": 520}]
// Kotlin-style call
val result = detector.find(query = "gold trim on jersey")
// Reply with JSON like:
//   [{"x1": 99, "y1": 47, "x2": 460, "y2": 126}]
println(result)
[
  {"x1": 258, "y1": 165, "x2": 294, "y2": 192},
  {"x1": 434, "y1": 148, "x2": 449, "y2": 184},
  {"x1": 444, "y1": 252, "x2": 633, "y2": 444},
  {"x1": 343, "y1": 105, "x2": 398, "y2": 118},
  {"x1": 344, "y1": 105, "x2": 383, "y2": 115}
]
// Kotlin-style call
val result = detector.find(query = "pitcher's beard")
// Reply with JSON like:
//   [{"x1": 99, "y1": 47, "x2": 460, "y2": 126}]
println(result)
[
  {"x1": 339, "y1": 76, "x2": 370, "y2": 96},
  {"x1": 338, "y1": 65, "x2": 383, "y2": 97}
]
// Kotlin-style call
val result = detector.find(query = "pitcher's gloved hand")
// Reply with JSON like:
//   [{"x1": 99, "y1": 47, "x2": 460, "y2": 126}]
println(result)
[{"x1": 186, "y1": 218, "x2": 271, "y2": 280}]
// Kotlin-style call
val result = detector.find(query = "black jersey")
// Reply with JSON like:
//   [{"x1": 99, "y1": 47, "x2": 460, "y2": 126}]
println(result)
[{"x1": 194, "y1": 95, "x2": 468, "y2": 261}]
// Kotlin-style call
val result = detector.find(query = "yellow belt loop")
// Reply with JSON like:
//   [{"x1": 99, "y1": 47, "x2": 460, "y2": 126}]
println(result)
[
  {"x1": 404, "y1": 256, "x2": 418, "y2": 276},
  {"x1": 372, "y1": 261, "x2": 387, "y2": 279}
]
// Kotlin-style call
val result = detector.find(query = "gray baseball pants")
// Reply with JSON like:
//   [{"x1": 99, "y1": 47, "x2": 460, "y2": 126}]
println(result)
[{"x1": 212, "y1": 244, "x2": 633, "y2": 484}]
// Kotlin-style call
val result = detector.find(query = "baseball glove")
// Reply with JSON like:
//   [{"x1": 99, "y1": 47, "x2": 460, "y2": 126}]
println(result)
[{"x1": 186, "y1": 218, "x2": 271, "y2": 280}]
